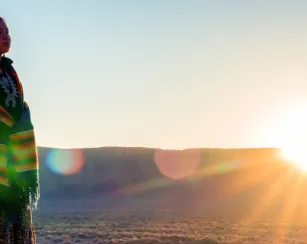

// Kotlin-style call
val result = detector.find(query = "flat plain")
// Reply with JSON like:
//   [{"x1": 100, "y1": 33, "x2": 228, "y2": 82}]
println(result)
[{"x1": 33, "y1": 208, "x2": 307, "y2": 244}]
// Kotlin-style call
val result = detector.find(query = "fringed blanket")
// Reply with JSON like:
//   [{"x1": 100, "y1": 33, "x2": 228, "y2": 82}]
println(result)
[{"x1": 0, "y1": 57, "x2": 39, "y2": 210}]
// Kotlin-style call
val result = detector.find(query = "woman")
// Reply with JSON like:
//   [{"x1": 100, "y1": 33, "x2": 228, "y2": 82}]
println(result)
[{"x1": 0, "y1": 17, "x2": 39, "y2": 243}]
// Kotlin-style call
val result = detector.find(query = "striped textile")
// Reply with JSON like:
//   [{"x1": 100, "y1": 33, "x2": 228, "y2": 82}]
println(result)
[
  {"x1": 0, "y1": 144, "x2": 8, "y2": 186},
  {"x1": 0, "y1": 103, "x2": 39, "y2": 185},
  {"x1": 0, "y1": 56, "x2": 38, "y2": 242},
  {"x1": 0, "y1": 103, "x2": 39, "y2": 210},
  {"x1": 0, "y1": 104, "x2": 14, "y2": 187},
  {"x1": 9, "y1": 103, "x2": 38, "y2": 173},
  {"x1": 8, "y1": 102, "x2": 40, "y2": 209}
]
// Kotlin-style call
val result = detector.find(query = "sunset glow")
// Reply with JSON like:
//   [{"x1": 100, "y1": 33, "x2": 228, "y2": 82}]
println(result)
[
  {"x1": 281, "y1": 146, "x2": 307, "y2": 171},
  {"x1": 277, "y1": 103, "x2": 307, "y2": 171}
]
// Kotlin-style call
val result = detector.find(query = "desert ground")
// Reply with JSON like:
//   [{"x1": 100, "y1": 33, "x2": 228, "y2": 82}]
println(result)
[
  {"x1": 33, "y1": 209, "x2": 307, "y2": 244},
  {"x1": 33, "y1": 199, "x2": 307, "y2": 244}
]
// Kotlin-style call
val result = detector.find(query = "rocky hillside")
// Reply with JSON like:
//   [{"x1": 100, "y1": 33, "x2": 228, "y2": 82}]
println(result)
[
  {"x1": 37, "y1": 147, "x2": 290, "y2": 195},
  {"x1": 33, "y1": 146, "x2": 307, "y2": 220},
  {"x1": 34, "y1": 148, "x2": 307, "y2": 215}
]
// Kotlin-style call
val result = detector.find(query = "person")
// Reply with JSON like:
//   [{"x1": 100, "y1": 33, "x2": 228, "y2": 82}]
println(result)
[{"x1": 0, "y1": 17, "x2": 39, "y2": 243}]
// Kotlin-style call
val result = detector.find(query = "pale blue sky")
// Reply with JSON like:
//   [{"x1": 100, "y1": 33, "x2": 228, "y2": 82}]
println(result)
[{"x1": 3, "y1": 1, "x2": 307, "y2": 149}]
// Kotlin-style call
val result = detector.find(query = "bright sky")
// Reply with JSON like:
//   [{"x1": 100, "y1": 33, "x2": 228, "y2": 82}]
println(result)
[{"x1": 2, "y1": 1, "x2": 307, "y2": 149}]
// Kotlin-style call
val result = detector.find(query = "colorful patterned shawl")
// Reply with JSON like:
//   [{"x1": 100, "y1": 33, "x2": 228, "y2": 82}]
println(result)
[{"x1": 0, "y1": 57, "x2": 39, "y2": 209}]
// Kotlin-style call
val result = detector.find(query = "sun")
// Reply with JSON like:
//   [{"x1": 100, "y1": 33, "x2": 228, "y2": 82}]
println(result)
[
  {"x1": 269, "y1": 102, "x2": 307, "y2": 171},
  {"x1": 281, "y1": 146, "x2": 307, "y2": 171}
]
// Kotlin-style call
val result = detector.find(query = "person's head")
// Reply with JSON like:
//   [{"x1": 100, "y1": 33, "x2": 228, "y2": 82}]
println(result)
[{"x1": 0, "y1": 17, "x2": 11, "y2": 56}]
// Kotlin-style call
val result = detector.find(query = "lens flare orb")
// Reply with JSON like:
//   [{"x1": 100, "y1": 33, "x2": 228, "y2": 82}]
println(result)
[
  {"x1": 154, "y1": 149, "x2": 200, "y2": 180},
  {"x1": 46, "y1": 149, "x2": 84, "y2": 175}
]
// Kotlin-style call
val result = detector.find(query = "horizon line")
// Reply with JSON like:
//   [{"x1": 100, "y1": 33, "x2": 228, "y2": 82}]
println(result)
[{"x1": 37, "y1": 145, "x2": 283, "y2": 151}]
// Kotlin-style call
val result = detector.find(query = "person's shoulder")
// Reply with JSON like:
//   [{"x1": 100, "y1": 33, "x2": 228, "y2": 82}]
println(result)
[
  {"x1": 2, "y1": 57, "x2": 19, "y2": 80},
  {"x1": 1, "y1": 56, "x2": 14, "y2": 70}
]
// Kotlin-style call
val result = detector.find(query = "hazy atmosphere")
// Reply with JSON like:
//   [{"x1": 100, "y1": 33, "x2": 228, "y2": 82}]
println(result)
[
  {"x1": 4, "y1": 1, "x2": 307, "y2": 149},
  {"x1": 3, "y1": 1, "x2": 307, "y2": 244}
]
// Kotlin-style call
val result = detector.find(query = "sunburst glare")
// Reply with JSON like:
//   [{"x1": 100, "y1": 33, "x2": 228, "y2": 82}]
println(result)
[
  {"x1": 272, "y1": 102, "x2": 307, "y2": 171},
  {"x1": 281, "y1": 146, "x2": 307, "y2": 171}
]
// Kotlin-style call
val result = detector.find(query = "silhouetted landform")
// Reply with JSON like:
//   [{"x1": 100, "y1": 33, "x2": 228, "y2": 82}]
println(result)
[
  {"x1": 38, "y1": 147, "x2": 282, "y2": 196},
  {"x1": 36, "y1": 146, "x2": 307, "y2": 218}
]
